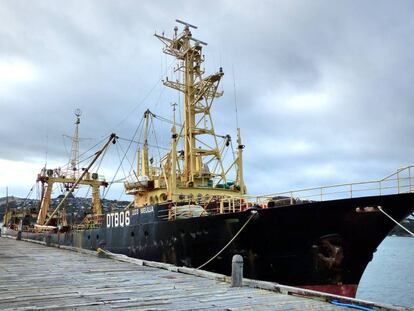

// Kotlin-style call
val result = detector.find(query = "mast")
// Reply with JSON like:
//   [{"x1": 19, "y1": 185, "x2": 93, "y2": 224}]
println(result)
[
  {"x1": 141, "y1": 110, "x2": 150, "y2": 177},
  {"x1": 42, "y1": 133, "x2": 116, "y2": 226},
  {"x1": 68, "y1": 109, "x2": 82, "y2": 178},
  {"x1": 170, "y1": 104, "x2": 178, "y2": 200},
  {"x1": 136, "y1": 148, "x2": 140, "y2": 178},
  {"x1": 155, "y1": 20, "x2": 227, "y2": 188},
  {"x1": 183, "y1": 27, "x2": 196, "y2": 185},
  {"x1": 237, "y1": 128, "x2": 245, "y2": 195},
  {"x1": 125, "y1": 20, "x2": 247, "y2": 207},
  {"x1": 36, "y1": 112, "x2": 112, "y2": 228}
]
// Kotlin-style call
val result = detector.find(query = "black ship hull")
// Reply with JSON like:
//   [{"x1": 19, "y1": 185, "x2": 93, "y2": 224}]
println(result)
[{"x1": 4, "y1": 193, "x2": 414, "y2": 297}]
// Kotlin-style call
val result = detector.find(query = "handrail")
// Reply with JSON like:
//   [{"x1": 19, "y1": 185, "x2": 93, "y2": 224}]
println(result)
[
  {"x1": 261, "y1": 166, "x2": 414, "y2": 199},
  {"x1": 161, "y1": 166, "x2": 414, "y2": 220},
  {"x1": 258, "y1": 177, "x2": 412, "y2": 200},
  {"x1": 379, "y1": 165, "x2": 412, "y2": 181}
]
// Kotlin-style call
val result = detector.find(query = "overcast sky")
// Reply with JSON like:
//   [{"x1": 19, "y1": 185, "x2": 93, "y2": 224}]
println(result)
[{"x1": 1, "y1": 0, "x2": 414, "y2": 200}]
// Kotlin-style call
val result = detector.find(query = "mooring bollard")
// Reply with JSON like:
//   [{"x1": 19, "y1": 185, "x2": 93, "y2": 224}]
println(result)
[
  {"x1": 45, "y1": 235, "x2": 51, "y2": 246},
  {"x1": 16, "y1": 231, "x2": 22, "y2": 241},
  {"x1": 231, "y1": 254, "x2": 243, "y2": 287}
]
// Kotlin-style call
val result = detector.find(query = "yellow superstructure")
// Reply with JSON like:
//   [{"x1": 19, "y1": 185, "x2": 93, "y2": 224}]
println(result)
[{"x1": 125, "y1": 20, "x2": 246, "y2": 208}]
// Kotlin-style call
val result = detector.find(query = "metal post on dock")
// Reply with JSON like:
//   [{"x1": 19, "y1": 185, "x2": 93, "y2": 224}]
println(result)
[
  {"x1": 45, "y1": 234, "x2": 51, "y2": 246},
  {"x1": 231, "y1": 254, "x2": 243, "y2": 287},
  {"x1": 17, "y1": 219, "x2": 22, "y2": 240}
]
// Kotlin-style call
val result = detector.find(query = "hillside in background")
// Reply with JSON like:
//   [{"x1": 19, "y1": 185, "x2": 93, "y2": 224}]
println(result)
[{"x1": 0, "y1": 196, "x2": 129, "y2": 222}]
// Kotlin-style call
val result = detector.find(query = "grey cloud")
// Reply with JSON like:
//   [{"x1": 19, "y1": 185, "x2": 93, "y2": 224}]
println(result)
[{"x1": 1, "y1": 0, "x2": 414, "y2": 197}]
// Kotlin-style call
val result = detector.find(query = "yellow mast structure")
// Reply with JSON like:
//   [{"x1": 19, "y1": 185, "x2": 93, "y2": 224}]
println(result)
[
  {"x1": 125, "y1": 20, "x2": 246, "y2": 207},
  {"x1": 35, "y1": 112, "x2": 113, "y2": 229},
  {"x1": 170, "y1": 104, "x2": 178, "y2": 201},
  {"x1": 141, "y1": 110, "x2": 150, "y2": 178},
  {"x1": 68, "y1": 108, "x2": 81, "y2": 178},
  {"x1": 156, "y1": 20, "x2": 226, "y2": 186}
]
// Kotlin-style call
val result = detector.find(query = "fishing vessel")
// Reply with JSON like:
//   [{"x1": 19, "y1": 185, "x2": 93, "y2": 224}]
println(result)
[{"x1": 3, "y1": 20, "x2": 414, "y2": 298}]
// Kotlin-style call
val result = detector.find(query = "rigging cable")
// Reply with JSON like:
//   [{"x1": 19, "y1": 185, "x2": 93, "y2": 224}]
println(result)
[
  {"x1": 150, "y1": 116, "x2": 162, "y2": 160},
  {"x1": 112, "y1": 79, "x2": 160, "y2": 130},
  {"x1": 103, "y1": 117, "x2": 144, "y2": 199},
  {"x1": 112, "y1": 59, "x2": 176, "y2": 131},
  {"x1": 115, "y1": 142, "x2": 128, "y2": 181},
  {"x1": 62, "y1": 135, "x2": 70, "y2": 159},
  {"x1": 153, "y1": 113, "x2": 182, "y2": 127},
  {"x1": 117, "y1": 138, "x2": 137, "y2": 180},
  {"x1": 82, "y1": 140, "x2": 110, "y2": 201},
  {"x1": 117, "y1": 137, "x2": 170, "y2": 151},
  {"x1": 21, "y1": 184, "x2": 35, "y2": 210},
  {"x1": 77, "y1": 136, "x2": 109, "y2": 165},
  {"x1": 114, "y1": 144, "x2": 132, "y2": 201},
  {"x1": 56, "y1": 136, "x2": 109, "y2": 174},
  {"x1": 155, "y1": 81, "x2": 167, "y2": 108}
]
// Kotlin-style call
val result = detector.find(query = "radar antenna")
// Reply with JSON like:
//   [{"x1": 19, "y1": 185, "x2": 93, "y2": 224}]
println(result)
[{"x1": 175, "y1": 19, "x2": 198, "y2": 29}]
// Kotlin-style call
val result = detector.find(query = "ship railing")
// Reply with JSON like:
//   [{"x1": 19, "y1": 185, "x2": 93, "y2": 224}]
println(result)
[
  {"x1": 158, "y1": 195, "x2": 260, "y2": 220},
  {"x1": 158, "y1": 166, "x2": 413, "y2": 220},
  {"x1": 23, "y1": 225, "x2": 40, "y2": 233},
  {"x1": 257, "y1": 165, "x2": 414, "y2": 204}
]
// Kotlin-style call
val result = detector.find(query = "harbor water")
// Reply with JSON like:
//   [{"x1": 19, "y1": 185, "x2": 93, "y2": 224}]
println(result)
[{"x1": 356, "y1": 236, "x2": 414, "y2": 307}]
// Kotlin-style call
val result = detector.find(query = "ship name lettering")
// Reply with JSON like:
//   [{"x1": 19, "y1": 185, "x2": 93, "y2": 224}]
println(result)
[
  {"x1": 141, "y1": 206, "x2": 154, "y2": 214},
  {"x1": 107, "y1": 211, "x2": 130, "y2": 228}
]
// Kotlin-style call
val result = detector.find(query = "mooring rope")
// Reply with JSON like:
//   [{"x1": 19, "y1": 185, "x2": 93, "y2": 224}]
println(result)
[
  {"x1": 196, "y1": 210, "x2": 257, "y2": 270},
  {"x1": 377, "y1": 206, "x2": 414, "y2": 237}
]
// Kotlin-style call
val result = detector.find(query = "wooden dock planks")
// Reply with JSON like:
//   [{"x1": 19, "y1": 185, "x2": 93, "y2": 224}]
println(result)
[{"x1": 0, "y1": 237, "x2": 397, "y2": 310}]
